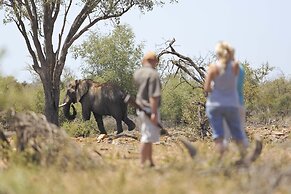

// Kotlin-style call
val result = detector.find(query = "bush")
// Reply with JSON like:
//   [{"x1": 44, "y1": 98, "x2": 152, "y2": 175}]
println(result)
[
  {"x1": 0, "y1": 76, "x2": 44, "y2": 113},
  {"x1": 161, "y1": 76, "x2": 207, "y2": 128},
  {"x1": 61, "y1": 119, "x2": 98, "y2": 138},
  {"x1": 249, "y1": 76, "x2": 291, "y2": 124}
]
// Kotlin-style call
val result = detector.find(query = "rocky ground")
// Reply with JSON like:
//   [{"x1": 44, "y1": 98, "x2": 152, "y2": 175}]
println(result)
[{"x1": 0, "y1": 111, "x2": 290, "y2": 194}]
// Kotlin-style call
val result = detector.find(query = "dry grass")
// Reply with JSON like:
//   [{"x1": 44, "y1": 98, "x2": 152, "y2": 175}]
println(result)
[{"x1": 0, "y1": 127, "x2": 290, "y2": 194}]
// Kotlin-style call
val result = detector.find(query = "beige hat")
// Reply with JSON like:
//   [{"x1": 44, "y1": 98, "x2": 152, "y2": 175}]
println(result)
[{"x1": 142, "y1": 51, "x2": 158, "y2": 64}]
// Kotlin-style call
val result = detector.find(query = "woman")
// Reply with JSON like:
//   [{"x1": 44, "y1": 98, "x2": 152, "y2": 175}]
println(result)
[
  {"x1": 223, "y1": 47, "x2": 249, "y2": 148},
  {"x1": 204, "y1": 41, "x2": 246, "y2": 159}
]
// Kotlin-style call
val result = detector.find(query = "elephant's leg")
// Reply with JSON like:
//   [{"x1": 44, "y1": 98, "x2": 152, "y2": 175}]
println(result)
[
  {"x1": 123, "y1": 117, "x2": 136, "y2": 131},
  {"x1": 82, "y1": 105, "x2": 91, "y2": 121},
  {"x1": 93, "y1": 113, "x2": 107, "y2": 135},
  {"x1": 115, "y1": 117, "x2": 123, "y2": 134}
]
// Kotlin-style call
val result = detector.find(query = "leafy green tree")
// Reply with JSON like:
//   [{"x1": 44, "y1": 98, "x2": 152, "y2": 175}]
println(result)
[
  {"x1": 243, "y1": 62, "x2": 260, "y2": 112},
  {"x1": 71, "y1": 24, "x2": 143, "y2": 94},
  {"x1": 243, "y1": 62, "x2": 274, "y2": 121},
  {"x1": 254, "y1": 76, "x2": 291, "y2": 123},
  {"x1": 1, "y1": 0, "x2": 177, "y2": 125}
]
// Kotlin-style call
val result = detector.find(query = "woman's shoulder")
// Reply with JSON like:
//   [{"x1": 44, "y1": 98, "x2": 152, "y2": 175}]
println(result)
[
  {"x1": 207, "y1": 63, "x2": 219, "y2": 75},
  {"x1": 232, "y1": 60, "x2": 239, "y2": 67},
  {"x1": 231, "y1": 60, "x2": 240, "y2": 75}
]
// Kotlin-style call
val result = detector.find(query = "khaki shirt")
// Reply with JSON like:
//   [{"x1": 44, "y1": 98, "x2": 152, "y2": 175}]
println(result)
[{"x1": 134, "y1": 64, "x2": 162, "y2": 108}]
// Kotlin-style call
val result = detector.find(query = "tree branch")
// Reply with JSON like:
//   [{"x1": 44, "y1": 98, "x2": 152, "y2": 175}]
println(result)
[
  {"x1": 22, "y1": 0, "x2": 46, "y2": 65},
  {"x1": 56, "y1": 0, "x2": 135, "y2": 79},
  {"x1": 172, "y1": 60, "x2": 203, "y2": 86},
  {"x1": 52, "y1": 0, "x2": 60, "y2": 22},
  {"x1": 13, "y1": 17, "x2": 41, "y2": 74},
  {"x1": 69, "y1": 2, "x2": 134, "y2": 47},
  {"x1": 56, "y1": 0, "x2": 72, "y2": 61},
  {"x1": 159, "y1": 38, "x2": 206, "y2": 81}
]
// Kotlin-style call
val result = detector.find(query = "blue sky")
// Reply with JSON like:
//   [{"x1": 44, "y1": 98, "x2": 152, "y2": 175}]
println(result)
[{"x1": 1, "y1": 0, "x2": 291, "y2": 82}]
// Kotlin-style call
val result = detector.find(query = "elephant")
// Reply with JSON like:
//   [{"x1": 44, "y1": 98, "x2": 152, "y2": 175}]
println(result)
[{"x1": 60, "y1": 79, "x2": 136, "y2": 135}]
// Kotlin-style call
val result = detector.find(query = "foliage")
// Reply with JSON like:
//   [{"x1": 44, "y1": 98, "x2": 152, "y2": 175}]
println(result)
[
  {"x1": 72, "y1": 24, "x2": 143, "y2": 95},
  {"x1": 62, "y1": 120, "x2": 98, "y2": 138},
  {"x1": 241, "y1": 62, "x2": 291, "y2": 124},
  {"x1": 1, "y1": 0, "x2": 177, "y2": 125},
  {"x1": 0, "y1": 76, "x2": 44, "y2": 113},
  {"x1": 243, "y1": 62, "x2": 273, "y2": 113},
  {"x1": 251, "y1": 76, "x2": 291, "y2": 123},
  {"x1": 161, "y1": 75, "x2": 195, "y2": 123},
  {"x1": 161, "y1": 75, "x2": 209, "y2": 137}
]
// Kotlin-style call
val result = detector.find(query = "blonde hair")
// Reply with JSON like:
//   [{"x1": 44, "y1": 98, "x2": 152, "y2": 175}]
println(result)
[
  {"x1": 142, "y1": 51, "x2": 158, "y2": 65},
  {"x1": 215, "y1": 41, "x2": 234, "y2": 74}
]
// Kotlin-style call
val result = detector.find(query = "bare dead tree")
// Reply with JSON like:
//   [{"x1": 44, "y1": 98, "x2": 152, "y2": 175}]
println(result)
[
  {"x1": 158, "y1": 38, "x2": 207, "y2": 86},
  {"x1": 158, "y1": 38, "x2": 212, "y2": 138}
]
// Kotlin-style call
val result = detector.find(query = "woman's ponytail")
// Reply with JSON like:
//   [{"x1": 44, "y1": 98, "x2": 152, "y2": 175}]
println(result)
[{"x1": 215, "y1": 41, "x2": 233, "y2": 74}]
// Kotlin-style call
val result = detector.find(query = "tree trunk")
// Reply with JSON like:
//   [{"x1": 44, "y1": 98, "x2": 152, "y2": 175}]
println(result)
[
  {"x1": 39, "y1": 64, "x2": 61, "y2": 126},
  {"x1": 42, "y1": 80, "x2": 60, "y2": 126}
]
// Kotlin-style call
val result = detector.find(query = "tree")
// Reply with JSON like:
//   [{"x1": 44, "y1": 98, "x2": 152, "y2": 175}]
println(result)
[
  {"x1": 251, "y1": 75, "x2": 291, "y2": 123},
  {"x1": 158, "y1": 39, "x2": 210, "y2": 137},
  {"x1": 71, "y1": 24, "x2": 143, "y2": 95},
  {"x1": 0, "y1": 0, "x2": 177, "y2": 125},
  {"x1": 242, "y1": 62, "x2": 273, "y2": 121}
]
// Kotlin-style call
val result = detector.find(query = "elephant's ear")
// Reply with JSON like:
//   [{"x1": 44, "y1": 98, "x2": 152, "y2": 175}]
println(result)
[{"x1": 76, "y1": 80, "x2": 89, "y2": 102}]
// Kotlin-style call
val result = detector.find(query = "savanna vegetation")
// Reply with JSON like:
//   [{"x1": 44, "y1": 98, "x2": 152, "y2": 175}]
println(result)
[
  {"x1": 0, "y1": 46, "x2": 290, "y2": 193},
  {"x1": 0, "y1": 0, "x2": 177, "y2": 125},
  {"x1": 0, "y1": 2, "x2": 290, "y2": 193}
]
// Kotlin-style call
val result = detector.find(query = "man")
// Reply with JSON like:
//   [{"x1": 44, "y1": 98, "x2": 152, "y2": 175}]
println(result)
[{"x1": 134, "y1": 51, "x2": 162, "y2": 168}]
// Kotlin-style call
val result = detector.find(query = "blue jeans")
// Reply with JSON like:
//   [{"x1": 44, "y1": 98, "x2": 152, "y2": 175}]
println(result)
[{"x1": 206, "y1": 106, "x2": 243, "y2": 140}]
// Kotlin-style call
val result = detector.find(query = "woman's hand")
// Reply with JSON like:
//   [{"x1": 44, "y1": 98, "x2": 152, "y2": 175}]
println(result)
[{"x1": 204, "y1": 64, "x2": 217, "y2": 93}]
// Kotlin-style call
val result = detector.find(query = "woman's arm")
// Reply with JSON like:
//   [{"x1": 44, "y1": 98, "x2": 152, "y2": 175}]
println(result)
[
  {"x1": 204, "y1": 64, "x2": 216, "y2": 93},
  {"x1": 232, "y1": 61, "x2": 239, "y2": 75}
]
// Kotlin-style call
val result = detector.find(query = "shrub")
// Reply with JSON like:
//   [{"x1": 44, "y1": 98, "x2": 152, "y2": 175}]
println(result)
[
  {"x1": 61, "y1": 119, "x2": 97, "y2": 138},
  {"x1": 0, "y1": 76, "x2": 44, "y2": 113},
  {"x1": 161, "y1": 76, "x2": 208, "y2": 132}
]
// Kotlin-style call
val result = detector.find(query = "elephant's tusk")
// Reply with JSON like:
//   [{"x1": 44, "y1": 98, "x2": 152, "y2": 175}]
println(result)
[{"x1": 59, "y1": 102, "x2": 67, "y2": 108}]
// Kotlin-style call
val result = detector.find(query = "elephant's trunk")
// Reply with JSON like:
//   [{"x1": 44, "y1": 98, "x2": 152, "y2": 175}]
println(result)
[{"x1": 62, "y1": 99, "x2": 77, "y2": 121}]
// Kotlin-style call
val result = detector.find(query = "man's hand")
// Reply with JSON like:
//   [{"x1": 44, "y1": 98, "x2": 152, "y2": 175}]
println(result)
[
  {"x1": 150, "y1": 113, "x2": 158, "y2": 125},
  {"x1": 124, "y1": 94, "x2": 164, "y2": 130}
]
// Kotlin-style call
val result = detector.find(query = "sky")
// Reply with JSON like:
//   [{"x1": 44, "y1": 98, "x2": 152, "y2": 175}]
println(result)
[{"x1": 0, "y1": 0, "x2": 291, "y2": 82}]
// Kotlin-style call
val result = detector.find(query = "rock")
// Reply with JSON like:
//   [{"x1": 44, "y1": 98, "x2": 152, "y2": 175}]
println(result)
[
  {"x1": 9, "y1": 111, "x2": 100, "y2": 170},
  {"x1": 272, "y1": 131, "x2": 285, "y2": 136},
  {"x1": 97, "y1": 134, "x2": 107, "y2": 143}
]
